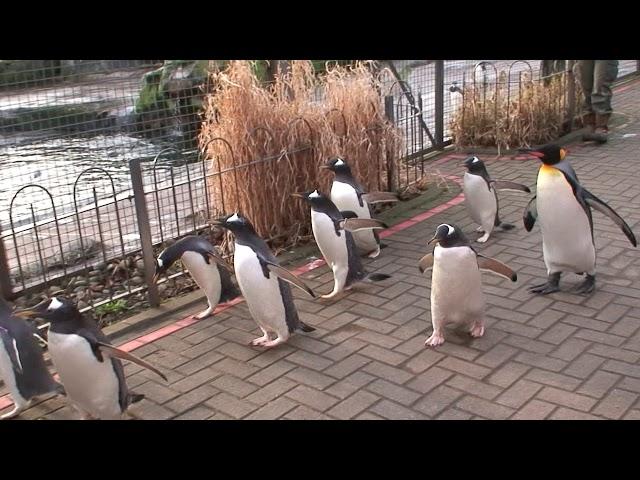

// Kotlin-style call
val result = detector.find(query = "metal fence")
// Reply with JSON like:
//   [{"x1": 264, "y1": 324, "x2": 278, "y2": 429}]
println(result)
[{"x1": 1, "y1": 59, "x2": 638, "y2": 318}]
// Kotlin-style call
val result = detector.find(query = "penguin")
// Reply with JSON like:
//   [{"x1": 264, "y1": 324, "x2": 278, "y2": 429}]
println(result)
[
  {"x1": 520, "y1": 144, "x2": 637, "y2": 295},
  {"x1": 154, "y1": 235, "x2": 240, "y2": 319},
  {"x1": 322, "y1": 157, "x2": 399, "y2": 258},
  {"x1": 462, "y1": 155, "x2": 531, "y2": 243},
  {"x1": 418, "y1": 223, "x2": 517, "y2": 347},
  {"x1": 0, "y1": 296, "x2": 65, "y2": 419},
  {"x1": 211, "y1": 213, "x2": 316, "y2": 348},
  {"x1": 293, "y1": 190, "x2": 392, "y2": 299},
  {"x1": 16, "y1": 296, "x2": 168, "y2": 420}
]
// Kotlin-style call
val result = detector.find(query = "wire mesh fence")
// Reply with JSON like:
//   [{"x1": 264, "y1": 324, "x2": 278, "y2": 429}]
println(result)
[{"x1": 0, "y1": 59, "x2": 638, "y2": 322}]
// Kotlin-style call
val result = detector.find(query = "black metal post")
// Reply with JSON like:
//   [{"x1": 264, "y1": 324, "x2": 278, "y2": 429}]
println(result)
[{"x1": 435, "y1": 60, "x2": 445, "y2": 149}]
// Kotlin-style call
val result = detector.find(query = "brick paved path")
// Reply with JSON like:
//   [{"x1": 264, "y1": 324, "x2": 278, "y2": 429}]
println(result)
[{"x1": 3, "y1": 78, "x2": 640, "y2": 420}]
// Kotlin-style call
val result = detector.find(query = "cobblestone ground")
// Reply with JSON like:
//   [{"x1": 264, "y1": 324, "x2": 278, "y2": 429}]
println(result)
[{"x1": 3, "y1": 78, "x2": 640, "y2": 420}]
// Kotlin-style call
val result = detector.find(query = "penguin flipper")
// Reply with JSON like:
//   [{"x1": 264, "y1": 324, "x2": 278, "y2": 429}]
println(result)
[
  {"x1": 0, "y1": 327, "x2": 23, "y2": 375},
  {"x1": 259, "y1": 257, "x2": 316, "y2": 299},
  {"x1": 96, "y1": 342, "x2": 168, "y2": 382},
  {"x1": 198, "y1": 249, "x2": 234, "y2": 273},
  {"x1": 523, "y1": 196, "x2": 537, "y2": 231},
  {"x1": 340, "y1": 210, "x2": 359, "y2": 219},
  {"x1": 418, "y1": 253, "x2": 434, "y2": 274},
  {"x1": 477, "y1": 255, "x2": 517, "y2": 282},
  {"x1": 341, "y1": 218, "x2": 388, "y2": 232},
  {"x1": 584, "y1": 193, "x2": 637, "y2": 247},
  {"x1": 491, "y1": 180, "x2": 531, "y2": 194},
  {"x1": 362, "y1": 192, "x2": 400, "y2": 204}
]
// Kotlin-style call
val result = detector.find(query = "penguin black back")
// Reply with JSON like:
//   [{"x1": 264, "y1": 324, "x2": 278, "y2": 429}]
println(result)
[{"x1": 155, "y1": 235, "x2": 239, "y2": 302}]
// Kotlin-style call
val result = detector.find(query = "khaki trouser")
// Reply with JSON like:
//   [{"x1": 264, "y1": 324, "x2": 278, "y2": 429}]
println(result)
[{"x1": 576, "y1": 60, "x2": 619, "y2": 115}]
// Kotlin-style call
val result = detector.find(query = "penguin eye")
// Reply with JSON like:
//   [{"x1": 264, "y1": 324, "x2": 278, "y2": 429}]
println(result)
[
  {"x1": 335, "y1": 159, "x2": 345, "y2": 166},
  {"x1": 157, "y1": 258, "x2": 164, "y2": 268},
  {"x1": 309, "y1": 190, "x2": 320, "y2": 199},
  {"x1": 472, "y1": 157, "x2": 480, "y2": 163},
  {"x1": 228, "y1": 213, "x2": 241, "y2": 223}
]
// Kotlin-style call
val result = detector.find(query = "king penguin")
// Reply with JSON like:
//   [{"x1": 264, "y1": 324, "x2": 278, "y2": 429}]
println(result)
[
  {"x1": 418, "y1": 223, "x2": 517, "y2": 347},
  {"x1": 463, "y1": 155, "x2": 531, "y2": 243},
  {"x1": 293, "y1": 189, "x2": 391, "y2": 299},
  {"x1": 521, "y1": 144, "x2": 637, "y2": 295},
  {"x1": 154, "y1": 235, "x2": 240, "y2": 319},
  {"x1": 16, "y1": 296, "x2": 168, "y2": 420},
  {"x1": 0, "y1": 296, "x2": 64, "y2": 419},
  {"x1": 322, "y1": 157, "x2": 398, "y2": 258},
  {"x1": 211, "y1": 213, "x2": 316, "y2": 348}
]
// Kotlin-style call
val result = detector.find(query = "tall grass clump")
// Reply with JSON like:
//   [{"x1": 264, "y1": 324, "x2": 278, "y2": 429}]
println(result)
[
  {"x1": 198, "y1": 60, "x2": 402, "y2": 253},
  {"x1": 450, "y1": 70, "x2": 583, "y2": 152}
]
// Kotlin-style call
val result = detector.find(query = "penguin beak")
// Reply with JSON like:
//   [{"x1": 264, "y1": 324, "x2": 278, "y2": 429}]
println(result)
[
  {"x1": 14, "y1": 299, "x2": 50, "y2": 319},
  {"x1": 152, "y1": 272, "x2": 161, "y2": 284},
  {"x1": 209, "y1": 217, "x2": 225, "y2": 227},
  {"x1": 519, "y1": 148, "x2": 544, "y2": 159},
  {"x1": 291, "y1": 192, "x2": 305, "y2": 199},
  {"x1": 428, "y1": 236, "x2": 439, "y2": 246},
  {"x1": 320, "y1": 165, "x2": 332, "y2": 170}
]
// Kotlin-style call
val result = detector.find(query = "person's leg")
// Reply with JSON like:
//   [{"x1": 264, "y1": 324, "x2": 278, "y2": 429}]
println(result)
[
  {"x1": 577, "y1": 60, "x2": 596, "y2": 137},
  {"x1": 590, "y1": 60, "x2": 619, "y2": 143}
]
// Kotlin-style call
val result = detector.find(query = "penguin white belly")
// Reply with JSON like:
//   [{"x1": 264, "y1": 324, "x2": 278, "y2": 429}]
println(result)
[
  {"x1": 233, "y1": 244, "x2": 287, "y2": 333},
  {"x1": 330, "y1": 181, "x2": 378, "y2": 253},
  {"x1": 311, "y1": 210, "x2": 349, "y2": 289},
  {"x1": 431, "y1": 246, "x2": 485, "y2": 326},
  {"x1": 0, "y1": 342, "x2": 27, "y2": 406},
  {"x1": 48, "y1": 332, "x2": 122, "y2": 419},
  {"x1": 463, "y1": 172, "x2": 497, "y2": 232},
  {"x1": 181, "y1": 251, "x2": 222, "y2": 307},
  {"x1": 537, "y1": 169, "x2": 596, "y2": 274}
]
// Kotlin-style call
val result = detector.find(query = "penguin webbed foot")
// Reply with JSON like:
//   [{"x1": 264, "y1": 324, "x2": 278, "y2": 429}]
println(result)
[
  {"x1": 476, "y1": 233, "x2": 490, "y2": 243},
  {"x1": 573, "y1": 274, "x2": 595, "y2": 295},
  {"x1": 529, "y1": 273, "x2": 561, "y2": 295},
  {"x1": 195, "y1": 306, "x2": 213, "y2": 320},
  {"x1": 425, "y1": 331, "x2": 445, "y2": 347},
  {"x1": 0, "y1": 404, "x2": 24, "y2": 420}
]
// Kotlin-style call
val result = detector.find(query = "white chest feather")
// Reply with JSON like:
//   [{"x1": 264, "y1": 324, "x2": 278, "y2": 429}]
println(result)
[
  {"x1": 311, "y1": 209, "x2": 350, "y2": 286},
  {"x1": 463, "y1": 172, "x2": 497, "y2": 230},
  {"x1": 330, "y1": 181, "x2": 377, "y2": 252},
  {"x1": 431, "y1": 246, "x2": 484, "y2": 323},
  {"x1": 181, "y1": 251, "x2": 222, "y2": 306},
  {"x1": 536, "y1": 168, "x2": 595, "y2": 273},
  {"x1": 48, "y1": 331, "x2": 122, "y2": 419},
  {"x1": 233, "y1": 243, "x2": 286, "y2": 329}
]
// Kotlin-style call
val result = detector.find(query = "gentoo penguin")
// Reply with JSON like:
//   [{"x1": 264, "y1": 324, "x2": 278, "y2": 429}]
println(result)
[
  {"x1": 211, "y1": 213, "x2": 316, "y2": 348},
  {"x1": 322, "y1": 157, "x2": 398, "y2": 258},
  {"x1": 520, "y1": 144, "x2": 637, "y2": 295},
  {"x1": 0, "y1": 296, "x2": 64, "y2": 419},
  {"x1": 154, "y1": 235, "x2": 240, "y2": 319},
  {"x1": 463, "y1": 155, "x2": 531, "y2": 243},
  {"x1": 16, "y1": 296, "x2": 167, "y2": 420},
  {"x1": 419, "y1": 223, "x2": 517, "y2": 347},
  {"x1": 293, "y1": 190, "x2": 392, "y2": 299}
]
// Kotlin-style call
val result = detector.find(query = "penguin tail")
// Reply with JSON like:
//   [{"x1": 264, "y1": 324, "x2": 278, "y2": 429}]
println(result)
[
  {"x1": 498, "y1": 222, "x2": 516, "y2": 231},
  {"x1": 299, "y1": 322, "x2": 316, "y2": 333},
  {"x1": 129, "y1": 393, "x2": 145, "y2": 405},
  {"x1": 364, "y1": 273, "x2": 392, "y2": 283}
]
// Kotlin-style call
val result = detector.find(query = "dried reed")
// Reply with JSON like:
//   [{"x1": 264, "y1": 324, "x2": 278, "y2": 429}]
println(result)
[
  {"x1": 198, "y1": 60, "x2": 402, "y2": 253},
  {"x1": 450, "y1": 71, "x2": 583, "y2": 151}
]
